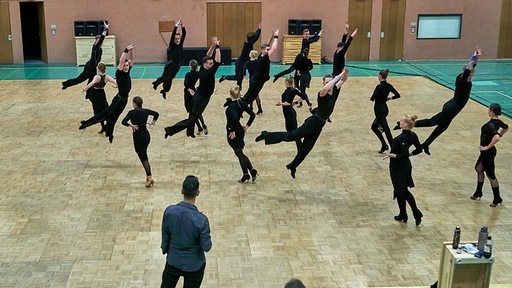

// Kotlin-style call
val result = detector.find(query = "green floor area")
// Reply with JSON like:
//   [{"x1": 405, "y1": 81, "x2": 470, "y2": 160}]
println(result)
[{"x1": 1, "y1": 60, "x2": 511, "y2": 118}]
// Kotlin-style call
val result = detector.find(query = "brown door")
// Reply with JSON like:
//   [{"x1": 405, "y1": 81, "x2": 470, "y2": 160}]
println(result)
[
  {"x1": 38, "y1": 2, "x2": 48, "y2": 63},
  {"x1": 379, "y1": 0, "x2": 406, "y2": 60},
  {"x1": 347, "y1": 0, "x2": 372, "y2": 61},
  {"x1": 498, "y1": 0, "x2": 512, "y2": 58},
  {"x1": 207, "y1": 2, "x2": 262, "y2": 59},
  {"x1": 0, "y1": 2, "x2": 13, "y2": 64}
]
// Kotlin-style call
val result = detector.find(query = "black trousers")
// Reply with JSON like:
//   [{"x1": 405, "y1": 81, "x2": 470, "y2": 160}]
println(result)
[
  {"x1": 165, "y1": 95, "x2": 210, "y2": 138},
  {"x1": 414, "y1": 100, "x2": 460, "y2": 147},
  {"x1": 242, "y1": 79, "x2": 266, "y2": 106},
  {"x1": 154, "y1": 61, "x2": 181, "y2": 93},
  {"x1": 264, "y1": 114, "x2": 325, "y2": 169},
  {"x1": 223, "y1": 58, "x2": 246, "y2": 89},
  {"x1": 371, "y1": 104, "x2": 393, "y2": 148},
  {"x1": 81, "y1": 94, "x2": 128, "y2": 137},
  {"x1": 62, "y1": 60, "x2": 96, "y2": 88},
  {"x1": 161, "y1": 262, "x2": 205, "y2": 288}
]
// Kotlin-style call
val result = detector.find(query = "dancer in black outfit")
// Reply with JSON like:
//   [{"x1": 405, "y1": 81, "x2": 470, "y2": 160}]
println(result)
[
  {"x1": 411, "y1": 46, "x2": 481, "y2": 155},
  {"x1": 301, "y1": 28, "x2": 322, "y2": 51},
  {"x1": 79, "y1": 43, "x2": 135, "y2": 143},
  {"x1": 183, "y1": 60, "x2": 207, "y2": 136},
  {"x1": 152, "y1": 19, "x2": 186, "y2": 99},
  {"x1": 273, "y1": 26, "x2": 323, "y2": 84},
  {"x1": 370, "y1": 69, "x2": 400, "y2": 153},
  {"x1": 470, "y1": 103, "x2": 508, "y2": 207},
  {"x1": 224, "y1": 86, "x2": 257, "y2": 183},
  {"x1": 122, "y1": 96, "x2": 159, "y2": 188},
  {"x1": 275, "y1": 75, "x2": 312, "y2": 150},
  {"x1": 384, "y1": 115, "x2": 423, "y2": 226},
  {"x1": 272, "y1": 47, "x2": 312, "y2": 96},
  {"x1": 256, "y1": 69, "x2": 349, "y2": 179},
  {"x1": 164, "y1": 37, "x2": 221, "y2": 139},
  {"x1": 243, "y1": 50, "x2": 263, "y2": 114},
  {"x1": 82, "y1": 62, "x2": 117, "y2": 134},
  {"x1": 219, "y1": 23, "x2": 261, "y2": 90},
  {"x1": 62, "y1": 21, "x2": 109, "y2": 92},
  {"x1": 333, "y1": 21, "x2": 357, "y2": 76},
  {"x1": 242, "y1": 29, "x2": 279, "y2": 108}
]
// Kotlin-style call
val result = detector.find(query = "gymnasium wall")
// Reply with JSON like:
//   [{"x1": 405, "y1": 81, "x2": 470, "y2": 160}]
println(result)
[{"x1": 5, "y1": 0, "x2": 502, "y2": 64}]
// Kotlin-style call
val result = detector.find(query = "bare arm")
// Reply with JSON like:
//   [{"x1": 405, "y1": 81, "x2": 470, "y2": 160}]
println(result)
[
  {"x1": 320, "y1": 69, "x2": 348, "y2": 96},
  {"x1": 117, "y1": 43, "x2": 135, "y2": 70},
  {"x1": 206, "y1": 36, "x2": 217, "y2": 57},
  {"x1": 268, "y1": 29, "x2": 279, "y2": 58},
  {"x1": 214, "y1": 38, "x2": 221, "y2": 64},
  {"x1": 467, "y1": 45, "x2": 481, "y2": 71}
]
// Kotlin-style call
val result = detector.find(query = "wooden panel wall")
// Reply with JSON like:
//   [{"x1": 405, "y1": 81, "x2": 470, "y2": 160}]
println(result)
[
  {"x1": 348, "y1": 0, "x2": 372, "y2": 61},
  {"x1": 498, "y1": 0, "x2": 512, "y2": 58},
  {"x1": 207, "y1": 2, "x2": 262, "y2": 59},
  {"x1": 0, "y1": 2, "x2": 13, "y2": 64},
  {"x1": 379, "y1": 0, "x2": 406, "y2": 60}
]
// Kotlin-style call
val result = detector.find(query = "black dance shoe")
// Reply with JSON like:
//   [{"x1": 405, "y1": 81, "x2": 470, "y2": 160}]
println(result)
[
  {"x1": 61, "y1": 82, "x2": 68, "y2": 90},
  {"x1": 378, "y1": 145, "x2": 389, "y2": 154},
  {"x1": 250, "y1": 169, "x2": 258, "y2": 182},
  {"x1": 285, "y1": 164, "x2": 296, "y2": 179},
  {"x1": 219, "y1": 75, "x2": 226, "y2": 83},
  {"x1": 164, "y1": 128, "x2": 171, "y2": 139},
  {"x1": 256, "y1": 109, "x2": 263, "y2": 115},
  {"x1": 422, "y1": 144, "x2": 431, "y2": 155},
  {"x1": 394, "y1": 214, "x2": 408, "y2": 223},
  {"x1": 79, "y1": 121, "x2": 87, "y2": 130},
  {"x1": 272, "y1": 75, "x2": 279, "y2": 83},
  {"x1": 392, "y1": 121, "x2": 400, "y2": 131},
  {"x1": 152, "y1": 81, "x2": 158, "y2": 90},
  {"x1": 255, "y1": 131, "x2": 269, "y2": 142},
  {"x1": 470, "y1": 190, "x2": 483, "y2": 200},
  {"x1": 108, "y1": 135, "x2": 114, "y2": 143},
  {"x1": 160, "y1": 90, "x2": 167, "y2": 99},
  {"x1": 490, "y1": 198, "x2": 503, "y2": 207},
  {"x1": 238, "y1": 174, "x2": 250, "y2": 183},
  {"x1": 413, "y1": 210, "x2": 423, "y2": 226}
]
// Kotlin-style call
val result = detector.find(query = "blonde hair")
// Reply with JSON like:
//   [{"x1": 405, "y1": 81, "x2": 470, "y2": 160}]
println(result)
[
  {"x1": 285, "y1": 75, "x2": 294, "y2": 87},
  {"x1": 401, "y1": 114, "x2": 418, "y2": 129},
  {"x1": 249, "y1": 50, "x2": 258, "y2": 59},
  {"x1": 230, "y1": 85, "x2": 241, "y2": 99}
]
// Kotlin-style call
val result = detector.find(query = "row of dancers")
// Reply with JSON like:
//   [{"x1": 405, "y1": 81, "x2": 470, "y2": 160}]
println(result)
[{"x1": 61, "y1": 21, "x2": 508, "y2": 225}]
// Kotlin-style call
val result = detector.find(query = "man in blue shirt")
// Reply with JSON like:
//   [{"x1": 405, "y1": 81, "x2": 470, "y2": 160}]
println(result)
[{"x1": 161, "y1": 175, "x2": 212, "y2": 288}]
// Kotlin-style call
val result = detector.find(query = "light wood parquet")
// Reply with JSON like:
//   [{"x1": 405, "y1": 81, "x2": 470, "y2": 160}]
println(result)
[{"x1": 0, "y1": 76, "x2": 511, "y2": 288}]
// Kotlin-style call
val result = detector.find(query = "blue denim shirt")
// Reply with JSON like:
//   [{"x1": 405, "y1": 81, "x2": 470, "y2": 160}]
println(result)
[{"x1": 161, "y1": 201, "x2": 212, "y2": 272}]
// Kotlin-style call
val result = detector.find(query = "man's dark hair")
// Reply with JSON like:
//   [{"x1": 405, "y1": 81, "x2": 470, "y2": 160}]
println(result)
[
  {"x1": 284, "y1": 278, "x2": 305, "y2": 288},
  {"x1": 182, "y1": 175, "x2": 199, "y2": 199}
]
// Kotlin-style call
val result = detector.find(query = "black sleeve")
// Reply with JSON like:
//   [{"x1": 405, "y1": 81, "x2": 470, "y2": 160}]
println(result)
[
  {"x1": 389, "y1": 84, "x2": 400, "y2": 99},
  {"x1": 169, "y1": 25, "x2": 178, "y2": 47},
  {"x1": 410, "y1": 133, "x2": 423, "y2": 155},
  {"x1": 248, "y1": 28, "x2": 261, "y2": 44},
  {"x1": 181, "y1": 26, "x2": 186, "y2": 45},
  {"x1": 146, "y1": 109, "x2": 160, "y2": 121},
  {"x1": 340, "y1": 36, "x2": 353, "y2": 55},
  {"x1": 121, "y1": 110, "x2": 132, "y2": 126}
]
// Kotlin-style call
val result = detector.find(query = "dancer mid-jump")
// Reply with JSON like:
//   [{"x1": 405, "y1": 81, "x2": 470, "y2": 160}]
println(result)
[
  {"x1": 410, "y1": 46, "x2": 481, "y2": 155},
  {"x1": 152, "y1": 19, "x2": 186, "y2": 99},
  {"x1": 255, "y1": 69, "x2": 348, "y2": 179}
]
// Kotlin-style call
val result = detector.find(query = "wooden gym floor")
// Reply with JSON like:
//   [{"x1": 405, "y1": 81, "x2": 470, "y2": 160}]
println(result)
[{"x1": 0, "y1": 73, "x2": 511, "y2": 287}]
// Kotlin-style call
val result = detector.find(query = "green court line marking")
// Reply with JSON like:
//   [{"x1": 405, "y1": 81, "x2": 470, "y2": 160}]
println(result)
[
  {"x1": 140, "y1": 67, "x2": 147, "y2": 79},
  {"x1": 24, "y1": 68, "x2": 41, "y2": 80},
  {"x1": 1, "y1": 68, "x2": 20, "y2": 80}
]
